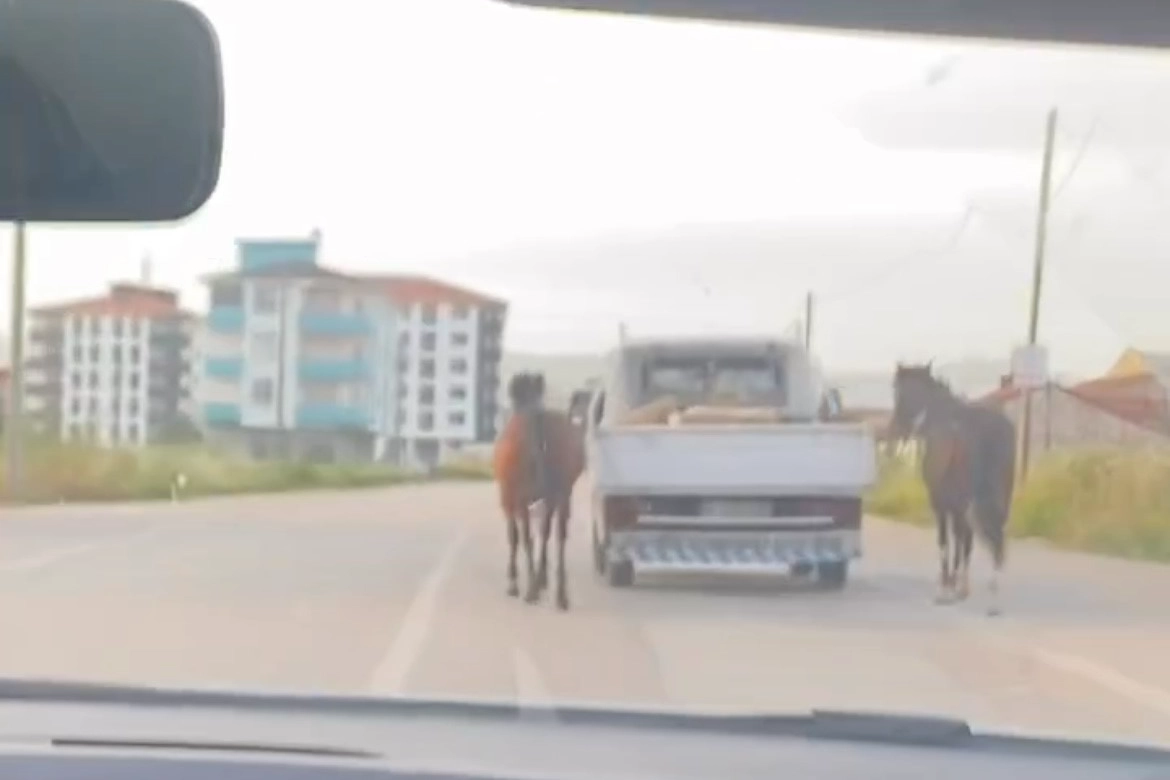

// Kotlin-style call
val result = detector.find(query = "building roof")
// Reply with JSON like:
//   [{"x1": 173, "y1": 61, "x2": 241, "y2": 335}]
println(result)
[
  {"x1": 202, "y1": 264, "x2": 507, "y2": 309},
  {"x1": 199, "y1": 261, "x2": 355, "y2": 283},
  {"x1": 363, "y1": 274, "x2": 507, "y2": 309},
  {"x1": 1111, "y1": 348, "x2": 1170, "y2": 383},
  {"x1": 30, "y1": 283, "x2": 192, "y2": 319}
]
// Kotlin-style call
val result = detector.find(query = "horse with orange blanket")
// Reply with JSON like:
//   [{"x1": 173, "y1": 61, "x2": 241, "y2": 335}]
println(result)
[{"x1": 493, "y1": 372, "x2": 586, "y2": 610}]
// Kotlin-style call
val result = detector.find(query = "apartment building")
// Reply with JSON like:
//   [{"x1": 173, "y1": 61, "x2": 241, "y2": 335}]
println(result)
[
  {"x1": 25, "y1": 283, "x2": 196, "y2": 446},
  {"x1": 198, "y1": 235, "x2": 506, "y2": 465}
]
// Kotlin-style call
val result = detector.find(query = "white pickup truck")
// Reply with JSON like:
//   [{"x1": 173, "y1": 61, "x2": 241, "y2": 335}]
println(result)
[{"x1": 585, "y1": 336, "x2": 876, "y2": 589}]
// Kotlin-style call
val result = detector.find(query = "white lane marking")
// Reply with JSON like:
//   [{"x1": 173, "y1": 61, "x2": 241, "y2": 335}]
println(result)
[
  {"x1": 1030, "y1": 646, "x2": 1170, "y2": 718},
  {"x1": 368, "y1": 525, "x2": 472, "y2": 695},
  {"x1": 967, "y1": 621, "x2": 1170, "y2": 719},
  {"x1": 0, "y1": 525, "x2": 170, "y2": 573},
  {"x1": 512, "y1": 646, "x2": 560, "y2": 723}
]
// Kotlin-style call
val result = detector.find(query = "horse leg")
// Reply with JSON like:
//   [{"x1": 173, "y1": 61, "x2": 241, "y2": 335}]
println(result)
[
  {"x1": 518, "y1": 503, "x2": 540, "y2": 604},
  {"x1": 554, "y1": 495, "x2": 571, "y2": 611},
  {"x1": 933, "y1": 504, "x2": 954, "y2": 604},
  {"x1": 535, "y1": 498, "x2": 553, "y2": 594},
  {"x1": 953, "y1": 513, "x2": 973, "y2": 602},
  {"x1": 984, "y1": 521, "x2": 1007, "y2": 617},
  {"x1": 506, "y1": 507, "x2": 520, "y2": 598}
]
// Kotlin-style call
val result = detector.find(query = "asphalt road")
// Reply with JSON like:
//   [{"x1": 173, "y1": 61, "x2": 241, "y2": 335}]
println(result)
[{"x1": 0, "y1": 481, "x2": 1168, "y2": 748}]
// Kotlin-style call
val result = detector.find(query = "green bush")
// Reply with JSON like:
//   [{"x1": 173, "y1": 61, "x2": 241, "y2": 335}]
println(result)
[
  {"x1": 0, "y1": 439, "x2": 492, "y2": 505},
  {"x1": 867, "y1": 448, "x2": 1170, "y2": 562}
]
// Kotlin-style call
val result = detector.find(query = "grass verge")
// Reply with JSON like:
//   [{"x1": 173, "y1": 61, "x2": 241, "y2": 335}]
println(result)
[
  {"x1": 0, "y1": 440, "x2": 494, "y2": 505},
  {"x1": 865, "y1": 449, "x2": 1170, "y2": 562}
]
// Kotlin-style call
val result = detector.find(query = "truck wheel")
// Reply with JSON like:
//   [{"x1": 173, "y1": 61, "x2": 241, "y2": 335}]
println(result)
[
  {"x1": 817, "y1": 561, "x2": 849, "y2": 589},
  {"x1": 606, "y1": 559, "x2": 635, "y2": 588}
]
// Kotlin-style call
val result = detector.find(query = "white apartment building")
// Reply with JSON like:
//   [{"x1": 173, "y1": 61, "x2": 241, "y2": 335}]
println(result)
[
  {"x1": 25, "y1": 283, "x2": 196, "y2": 446},
  {"x1": 198, "y1": 237, "x2": 506, "y2": 466}
]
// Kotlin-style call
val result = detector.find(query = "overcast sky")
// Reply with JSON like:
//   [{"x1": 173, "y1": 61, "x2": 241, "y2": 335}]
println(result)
[{"x1": 3, "y1": 0, "x2": 1170, "y2": 374}]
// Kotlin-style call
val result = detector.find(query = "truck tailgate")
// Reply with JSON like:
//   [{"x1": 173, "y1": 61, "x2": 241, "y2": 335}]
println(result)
[{"x1": 589, "y1": 424, "x2": 876, "y2": 495}]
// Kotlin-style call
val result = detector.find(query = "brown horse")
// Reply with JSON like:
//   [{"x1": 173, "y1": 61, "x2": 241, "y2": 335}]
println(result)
[
  {"x1": 889, "y1": 362, "x2": 1016, "y2": 615},
  {"x1": 493, "y1": 372, "x2": 586, "y2": 610}
]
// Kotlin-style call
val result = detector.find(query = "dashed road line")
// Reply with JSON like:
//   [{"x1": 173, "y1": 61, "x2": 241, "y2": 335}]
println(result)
[{"x1": 368, "y1": 524, "x2": 473, "y2": 695}]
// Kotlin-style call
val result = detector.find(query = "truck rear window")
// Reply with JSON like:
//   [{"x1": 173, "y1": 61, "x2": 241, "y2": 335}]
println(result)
[{"x1": 642, "y1": 356, "x2": 786, "y2": 406}]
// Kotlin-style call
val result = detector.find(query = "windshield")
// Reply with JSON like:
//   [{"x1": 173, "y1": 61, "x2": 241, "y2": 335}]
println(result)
[{"x1": 5, "y1": 0, "x2": 1170, "y2": 756}]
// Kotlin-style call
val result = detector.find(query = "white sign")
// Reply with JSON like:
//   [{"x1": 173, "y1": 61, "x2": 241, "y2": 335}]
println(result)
[{"x1": 1011, "y1": 345, "x2": 1050, "y2": 389}]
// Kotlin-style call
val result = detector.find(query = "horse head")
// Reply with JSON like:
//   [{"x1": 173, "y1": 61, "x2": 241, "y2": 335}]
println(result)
[
  {"x1": 508, "y1": 371, "x2": 547, "y2": 412},
  {"x1": 890, "y1": 360, "x2": 939, "y2": 440}
]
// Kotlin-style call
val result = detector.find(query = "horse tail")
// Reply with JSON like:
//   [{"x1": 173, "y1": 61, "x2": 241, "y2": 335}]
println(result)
[{"x1": 971, "y1": 414, "x2": 1015, "y2": 567}]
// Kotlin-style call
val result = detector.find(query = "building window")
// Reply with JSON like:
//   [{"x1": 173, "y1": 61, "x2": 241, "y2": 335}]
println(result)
[
  {"x1": 420, "y1": 359, "x2": 435, "y2": 379},
  {"x1": 72, "y1": 345, "x2": 82, "y2": 361},
  {"x1": 449, "y1": 411, "x2": 466, "y2": 426},
  {"x1": 253, "y1": 284, "x2": 279, "y2": 314},
  {"x1": 303, "y1": 382, "x2": 337, "y2": 404},
  {"x1": 251, "y1": 331, "x2": 278, "y2": 362},
  {"x1": 451, "y1": 332, "x2": 469, "y2": 347},
  {"x1": 420, "y1": 332, "x2": 436, "y2": 351},
  {"x1": 89, "y1": 345, "x2": 100, "y2": 361},
  {"x1": 419, "y1": 412, "x2": 434, "y2": 431},
  {"x1": 129, "y1": 399, "x2": 139, "y2": 415},
  {"x1": 129, "y1": 372, "x2": 140, "y2": 389},
  {"x1": 127, "y1": 424, "x2": 139, "y2": 442},
  {"x1": 88, "y1": 371, "x2": 98, "y2": 388},
  {"x1": 450, "y1": 358, "x2": 468, "y2": 375},
  {"x1": 450, "y1": 385, "x2": 467, "y2": 402},
  {"x1": 452, "y1": 305, "x2": 469, "y2": 320},
  {"x1": 210, "y1": 281, "x2": 243, "y2": 307},
  {"x1": 419, "y1": 385, "x2": 435, "y2": 404},
  {"x1": 130, "y1": 346, "x2": 141, "y2": 362},
  {"x1": 71, "y1": 398, "x2": 80, "y2": 414},
  {"x1": 71, "y1": 372, "x2": 81, "y2": 387},
  {"x1": 303, "y1": 287, "x2": 342, "y2": 313},
  {"x1": 251, "y1": 378, "x2": 274, "y2": 405},
  {"x1": 420, "y1": 305, "x2": 436, "y2": 325}
]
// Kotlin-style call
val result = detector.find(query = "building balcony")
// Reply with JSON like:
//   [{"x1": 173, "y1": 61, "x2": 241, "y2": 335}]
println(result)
[
  {"x1": 202, "y1": 402, "x2": 242, "y2": 427},
  {"x1": 295, "y1": 403, "x2": 371, "y2": 430},
  {"x1": 298, "y1": 311, "x2": 371, "y2": 337},
  {"x1": 207, "y1": 306, "x2": 245, "y2": 333},
  {"x1": 298, "y1": 357, "x2": 369, "y2": 382},
  {"x1": 204, "y1": 356, "x2": 244, "y2": 380}
]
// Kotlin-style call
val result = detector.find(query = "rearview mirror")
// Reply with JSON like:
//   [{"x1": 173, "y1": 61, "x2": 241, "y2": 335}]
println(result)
[{"x1": 0, "y1": 0, "x2": 223, "y2": 222}]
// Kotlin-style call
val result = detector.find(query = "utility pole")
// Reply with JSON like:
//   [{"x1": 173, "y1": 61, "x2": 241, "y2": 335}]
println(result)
[
  {"x1": 1019, "y1": 108, "x2": 1058, "y2": 480},
  {"x1": 803, "y1": 291, "x2": 814, "y2": 351},
  {"x1": 6, "y1": 222, "x2": 26, "y2": 501}
]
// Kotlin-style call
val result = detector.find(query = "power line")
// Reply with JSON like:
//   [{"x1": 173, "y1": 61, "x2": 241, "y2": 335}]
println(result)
[{"x1": 815, "y1": 206, "x2": 975, "y2": 305}]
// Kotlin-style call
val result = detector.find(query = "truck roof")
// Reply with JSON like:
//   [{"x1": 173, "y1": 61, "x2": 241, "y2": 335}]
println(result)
[{"x1": 612, "y1": 336, "x2": 803, "y2": 355}]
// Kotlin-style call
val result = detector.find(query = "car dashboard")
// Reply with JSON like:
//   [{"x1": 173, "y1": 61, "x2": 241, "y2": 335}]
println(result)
[{"x1": 0, "y1": 680, "x2": 1164, "y2": 780}]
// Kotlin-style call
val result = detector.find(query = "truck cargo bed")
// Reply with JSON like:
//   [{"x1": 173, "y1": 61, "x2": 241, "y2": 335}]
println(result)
[{"x1": 589, "y1": 423, "x2": 876, "y2": 496}]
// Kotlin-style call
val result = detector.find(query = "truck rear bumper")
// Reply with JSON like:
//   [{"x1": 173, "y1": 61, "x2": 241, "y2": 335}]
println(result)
[{"x1": 607, "y1": 527, "x2": 861, "y2": 574}]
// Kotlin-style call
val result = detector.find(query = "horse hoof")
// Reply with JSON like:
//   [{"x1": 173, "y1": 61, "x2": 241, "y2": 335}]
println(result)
[
  {"x1": 986, "y1": 606, "x2": 1002, "y2": 618},
  {"x1": 556, "y1": 594, "x2": 570, "y2": 611},
  {"x1": 934, "y1": 591, "x2": 954, "y2": 605},
  {"x1": 507, "y1": 582, "x2": 519, "y2": 598},
  {"x1": 524, "y1": 589, "x2": 540, "y2": 604}
]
